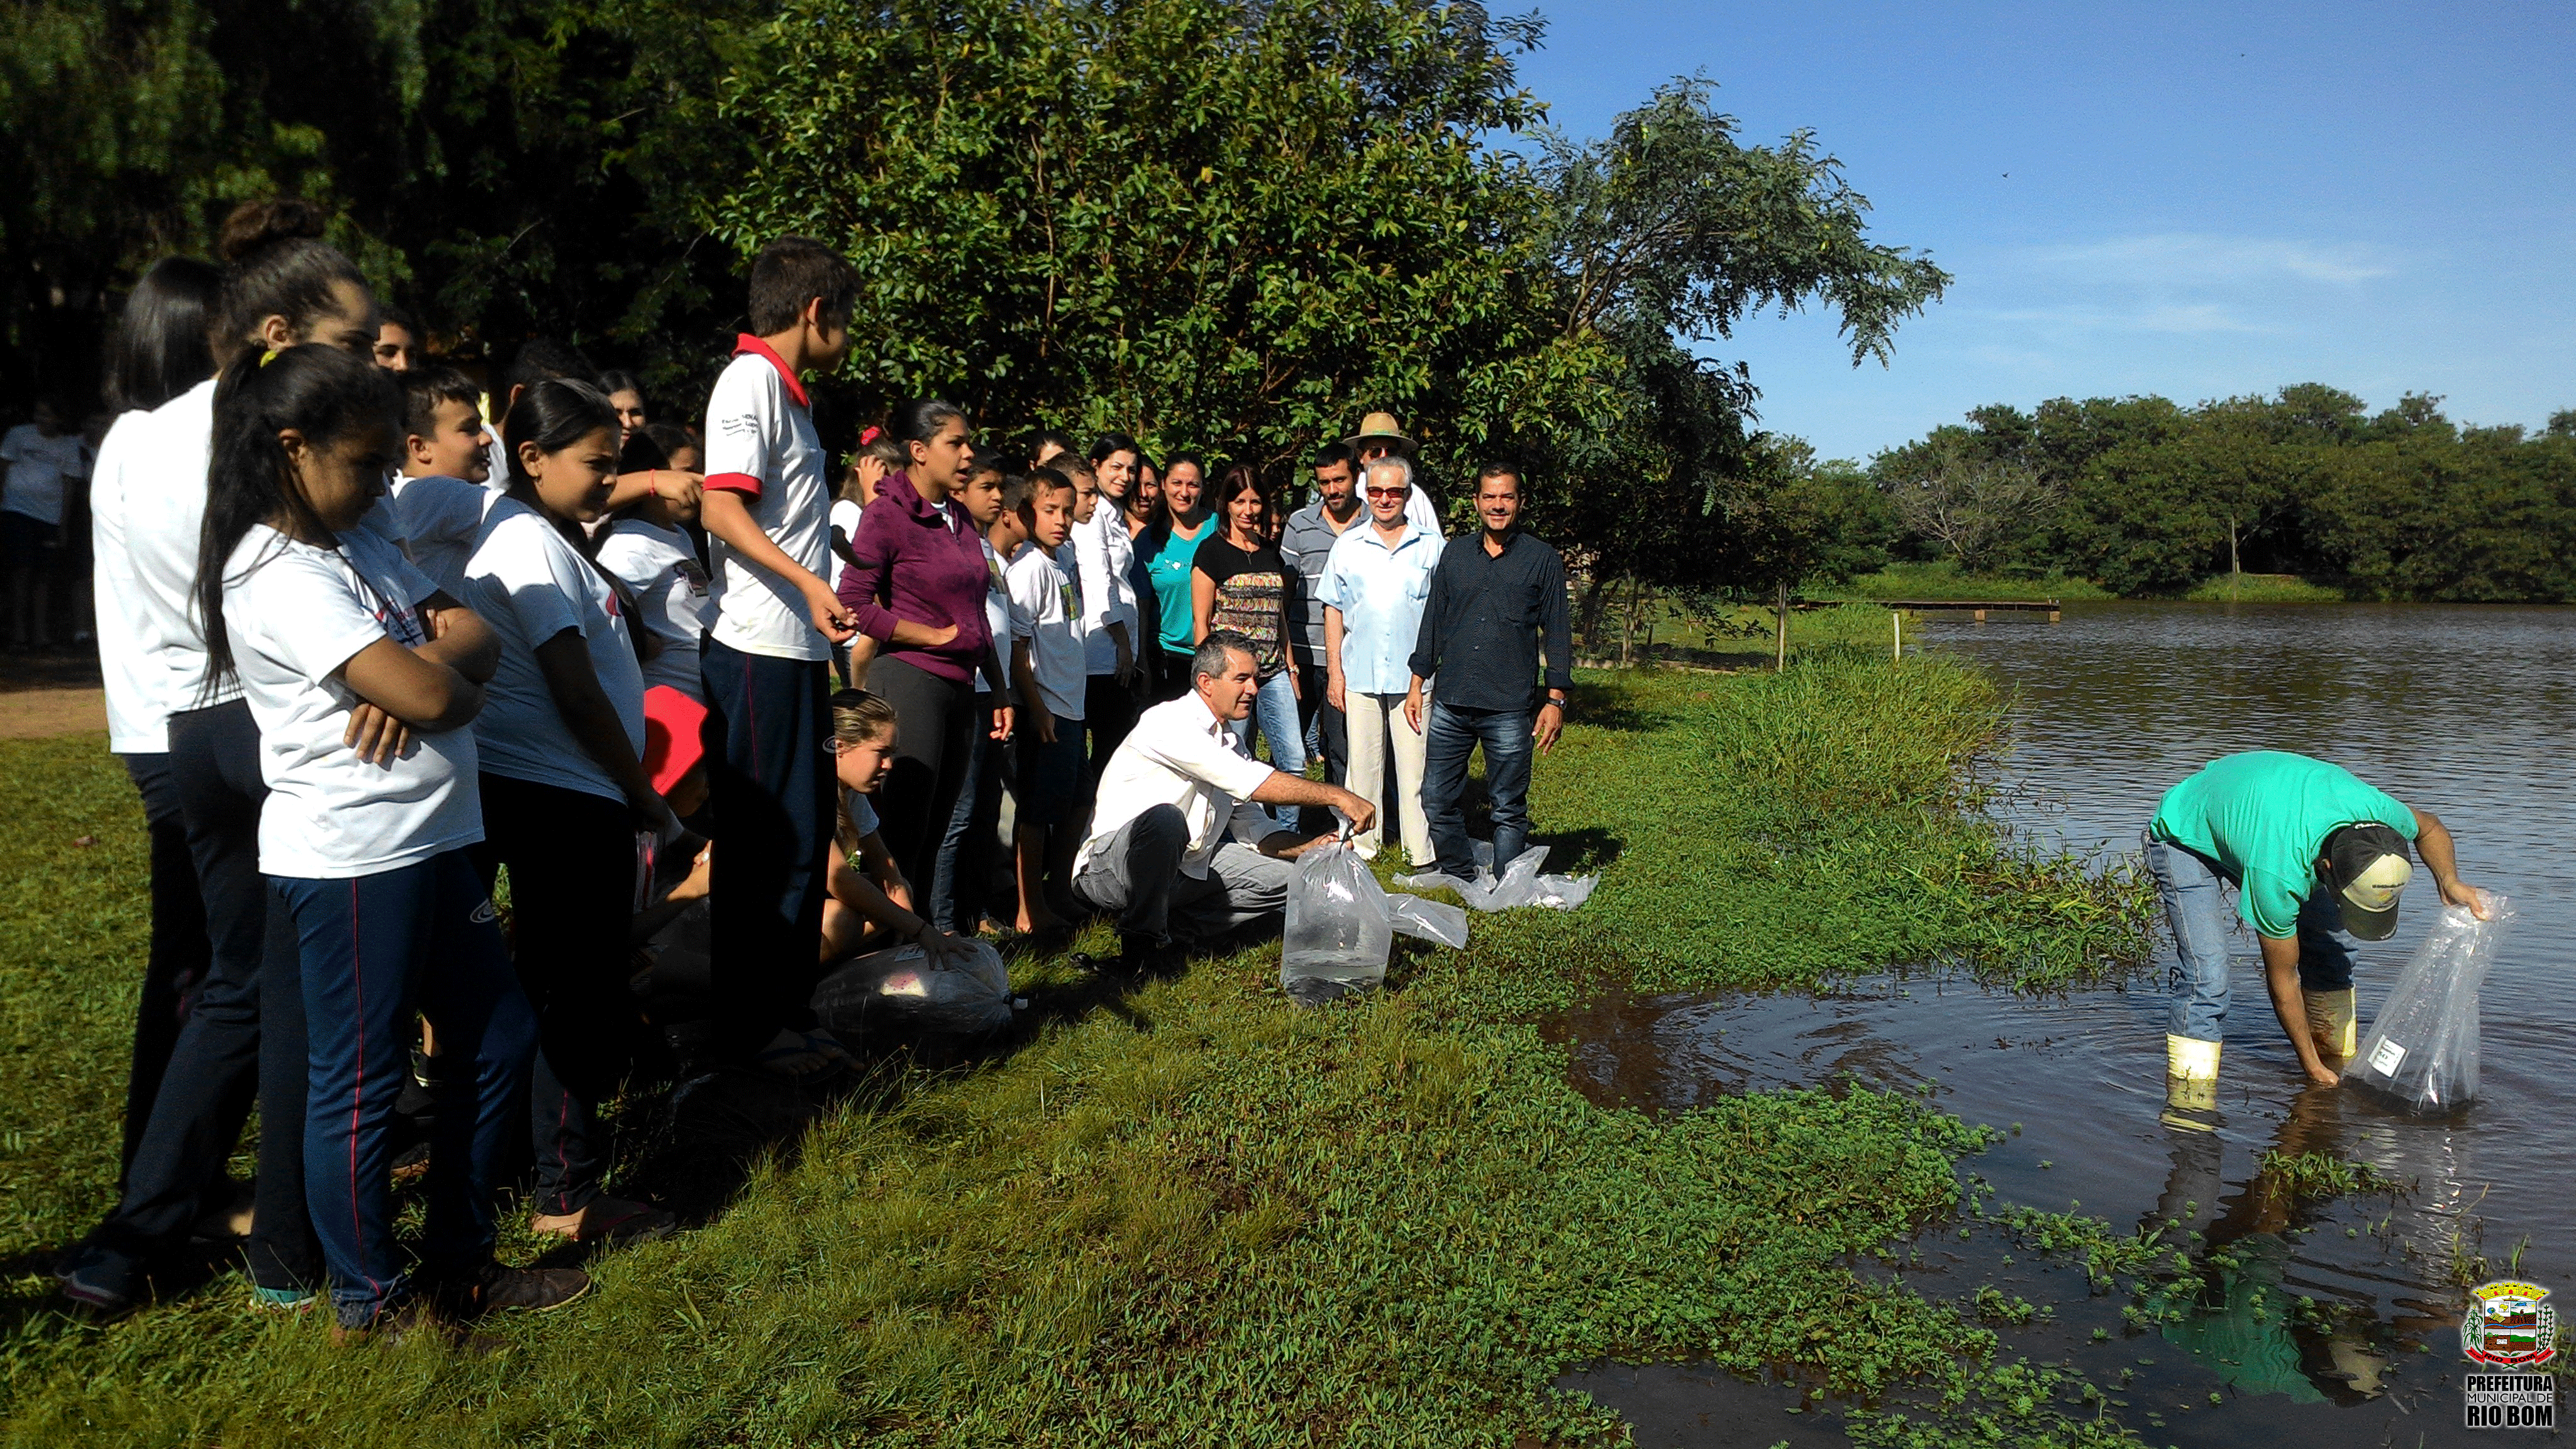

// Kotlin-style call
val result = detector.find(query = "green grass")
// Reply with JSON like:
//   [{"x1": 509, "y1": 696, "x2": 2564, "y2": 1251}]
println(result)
[
  {"x1": 1818, "y1": 562, "x2": 2112, "y2": 604},
  {"x1": 1589, "y1": 599, "x2": 1923, "y2": 670},
  {"x1": 2253, "y1": 1150, "x2": 2406, "y2": 1206},
  {"x1": 0, "y1": 657, "x2": 2155, "y2": 1448},
  {"x1": 2179, "y1": 573, "x2": 2346, "y2": 603}
]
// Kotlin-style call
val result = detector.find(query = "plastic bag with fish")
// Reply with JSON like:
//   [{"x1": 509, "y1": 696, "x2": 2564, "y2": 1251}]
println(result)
[
  {"x1": 812, "y1": 939, "x2": 1015, "y2": 1035},
  {"x1": 1396, "y1": 840, "x2": 1598, "y2": 913},
  {"x1": 2344, "y1": 892, "x2": 2510, "y2": 1113},
  {"x1": 1282, "y1": 840, "x2": 1395, "y2": 1006}
]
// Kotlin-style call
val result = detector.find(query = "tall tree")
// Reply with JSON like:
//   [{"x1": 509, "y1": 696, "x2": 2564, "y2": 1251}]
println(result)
[
  {"x1": 1523, "y1": 77, "x2": 1947, "y2": 613},
  {"x1": 711, "y1": 0, "x2": 1604, "y2": 477}
]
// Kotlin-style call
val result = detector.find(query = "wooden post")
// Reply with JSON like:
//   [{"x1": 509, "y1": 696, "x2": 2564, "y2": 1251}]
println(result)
[
  {"x1": 1774, "y1": 580, "x2": 1789, "y2": 670},
  {"x1": 1892, "y1": 609, "x2": 1901, "y2": 662},
  {"x1": 1974, "y1": 608, "x2": 1988, "y2": 623}
]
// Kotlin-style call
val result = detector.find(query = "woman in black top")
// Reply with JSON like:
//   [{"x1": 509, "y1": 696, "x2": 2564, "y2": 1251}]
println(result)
[{"x1": 1189, "y1": 465, "x2": 1305, "y2": 777}]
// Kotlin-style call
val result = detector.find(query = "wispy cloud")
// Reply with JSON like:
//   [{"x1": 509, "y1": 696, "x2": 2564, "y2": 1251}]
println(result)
[
  {"x1": 1968, "y1": 301, "x2": 2268, "y2": 335},
  {"x1": 2021, "y1": 234, "x2": 2399, "y2": 287}
]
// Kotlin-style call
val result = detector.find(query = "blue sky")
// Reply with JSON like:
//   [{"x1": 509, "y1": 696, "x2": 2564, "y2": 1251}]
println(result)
[{"x1": 1513, "y1": 1, "x2": 2576, "y2": 462}]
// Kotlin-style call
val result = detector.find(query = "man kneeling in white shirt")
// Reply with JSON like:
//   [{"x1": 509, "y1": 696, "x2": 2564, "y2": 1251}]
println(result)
[{"x1": 1074, "y1": 630, "x2": 1374, "y2": 964}]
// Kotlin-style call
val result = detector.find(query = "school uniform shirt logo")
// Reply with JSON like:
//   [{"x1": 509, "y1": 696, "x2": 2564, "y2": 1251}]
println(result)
[
  {"x1": 372, "y1": 599, "x2": 426, "y2": 648},
  {"x1": 1062, "y1": 580, "x2": 1080, "y2": 620},
  {"x1": 676, "y1": 557, "x2": 711, "y2": 596},
  {"x1": 469, "y1": 898, "x2": 501, "y2": 924}
]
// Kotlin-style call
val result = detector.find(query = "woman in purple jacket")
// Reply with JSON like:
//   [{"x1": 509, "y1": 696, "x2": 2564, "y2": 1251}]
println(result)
[{"x1": 834, "y1": 399, "x2": 1014, "y2": 893}]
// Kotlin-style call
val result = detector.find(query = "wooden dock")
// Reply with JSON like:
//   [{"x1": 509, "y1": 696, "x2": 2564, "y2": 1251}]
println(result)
[{"x1": 1877, "y1": 599, "x2": 2062, "y2": 623}]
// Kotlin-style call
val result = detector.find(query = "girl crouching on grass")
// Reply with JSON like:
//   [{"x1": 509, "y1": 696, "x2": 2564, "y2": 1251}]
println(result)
[
  {"x1": 462, "y1": 379, "x2": 679, "y2": 1247},
  {"x1": 821, "y1": 688, "x2": 979, "y2": 969},
  {"x1": 195, "y1": 345, "x2": 577, "y2": 1336}
]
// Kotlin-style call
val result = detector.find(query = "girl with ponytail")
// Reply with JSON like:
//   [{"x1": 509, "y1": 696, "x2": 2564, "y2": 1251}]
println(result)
[
  {"x1": 458, "y1": 376, "x2": 679, "y2": 1246},
  {"x1": 195, "y1": 343, "x2": 577, "y2": 1335},
  {"x1": 60, "y1": 200, "x2": 383, "y2": 1316}
]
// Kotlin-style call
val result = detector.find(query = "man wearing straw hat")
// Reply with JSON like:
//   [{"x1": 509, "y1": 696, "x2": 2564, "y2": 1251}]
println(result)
[{"x1": 1342, "y1": 411, "x2": 1443, "y2": 536}]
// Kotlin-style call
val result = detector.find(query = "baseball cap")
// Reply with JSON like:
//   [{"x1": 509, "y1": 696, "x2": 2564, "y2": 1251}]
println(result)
[
  {"x1": 2324, "y1": 823, "x2": 2413, "y2": 941},
  {"x1": 642, "y1": 686, "x2": 709, "y2": 797}
]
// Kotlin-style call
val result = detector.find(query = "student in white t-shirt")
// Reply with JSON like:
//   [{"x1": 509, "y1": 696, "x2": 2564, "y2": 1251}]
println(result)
[
  {"x1": 828, "y1": 430, "x2": 900, "y2": 594},
  {"x1": 1003, "y1": 467, "x2": 1089, "y2": 935},
  {"x1": 694, "y1": 237, "x2": 863, "y2": 1077},
  {"x1": 188, "y1": 345, "x2": 568, "y2": 1335},
  {"x1": 75, "y1": 257, "x2": 221, "y2": 1275},
  {"x1": 1, "y1": 398, "x2": 91, "y2": 648},
  {"x1": 64, "y1": 199, "x2": 385, "y2": 1319},
  {"x1": 460, "y1": 378, "x2": 678, "y2": 1247},
  {"x1": 388, "y1": 365, "x2": 502, "y2": 597},
  {"x1": 596, "y1": 468, "x2": 711, "y2": 702}
]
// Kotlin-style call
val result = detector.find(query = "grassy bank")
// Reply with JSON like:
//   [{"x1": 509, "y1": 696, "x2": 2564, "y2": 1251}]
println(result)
[
  {"x1": 1815, "y1": 560, "x2": 2349, "y2": 605},
  {"x1": 0, "y1": 654, "x2": 2154, "y2": 1447},
  {"x1": 1819, "y1": 562, "x2": 2111, "y2": 604}
]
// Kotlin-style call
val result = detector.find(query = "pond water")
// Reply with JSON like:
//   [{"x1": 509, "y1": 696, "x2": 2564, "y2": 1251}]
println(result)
[{"x1": 1553, "y1": 601, "x2": 2576, "y2": 1444}]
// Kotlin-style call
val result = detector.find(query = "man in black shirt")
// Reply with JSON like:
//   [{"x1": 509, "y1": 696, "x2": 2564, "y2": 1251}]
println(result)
[{"x1": 1403, "y1": 465, "x2": 1572, "y2": 880}]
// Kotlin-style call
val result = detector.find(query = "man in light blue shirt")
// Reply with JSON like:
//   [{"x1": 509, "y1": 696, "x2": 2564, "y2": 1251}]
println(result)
[{"x1": 1319, "y1": 455, "x2": 1443, "y2": 864}]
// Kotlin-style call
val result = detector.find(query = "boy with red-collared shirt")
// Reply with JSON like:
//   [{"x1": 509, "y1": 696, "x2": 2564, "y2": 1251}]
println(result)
[{"x1": 696, "y1": 236, "x2": 862, "y2": 1076}]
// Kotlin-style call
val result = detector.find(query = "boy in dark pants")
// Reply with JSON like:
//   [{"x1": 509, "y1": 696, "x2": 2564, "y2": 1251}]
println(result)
[{"x1": 696, "y1": 238, "x2": 860, "y2": 1076}]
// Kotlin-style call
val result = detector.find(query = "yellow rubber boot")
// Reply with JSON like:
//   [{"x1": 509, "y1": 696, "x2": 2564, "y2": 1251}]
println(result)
[
  {"x1": 2162, "y1": 1034, "x2": 2221, "y2": 1131},
  {"x1": 2303, "y1": 987, "x2": 2357, "y2": 1062}
]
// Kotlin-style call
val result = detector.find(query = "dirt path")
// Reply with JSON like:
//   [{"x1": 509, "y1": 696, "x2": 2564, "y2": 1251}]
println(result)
[
  {"x1": 0, "y1": 656, "x2": 109, "y2": 739},
  {"x1": 0, "y1": 687, "x2": 106, "y2": 738}
]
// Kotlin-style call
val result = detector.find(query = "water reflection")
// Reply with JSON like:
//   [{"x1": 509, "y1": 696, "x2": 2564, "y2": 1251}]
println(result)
[
  {"x1": 1538, "y1": 975, "x2": 2526, "y2": 1432},
  {"x1": 1552, "y1": 603, "x2": 2575, "y2": 1431}
]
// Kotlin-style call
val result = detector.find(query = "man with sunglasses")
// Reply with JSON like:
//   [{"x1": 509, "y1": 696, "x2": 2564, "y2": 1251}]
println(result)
[{"x1": 1317, "y1": 455, "x2": 1443, "y2": 865}]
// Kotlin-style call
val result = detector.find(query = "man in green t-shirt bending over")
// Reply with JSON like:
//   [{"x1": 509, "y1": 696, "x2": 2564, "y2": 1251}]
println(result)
[{"x1": 2145, "y1": 751, "x2": 2489, "y2": 1124}]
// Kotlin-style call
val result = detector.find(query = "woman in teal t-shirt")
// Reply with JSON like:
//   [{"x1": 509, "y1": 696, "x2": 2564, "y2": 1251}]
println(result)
[{"x1": 1138, "y1": 454, "x2": 1211, "y2": 701}]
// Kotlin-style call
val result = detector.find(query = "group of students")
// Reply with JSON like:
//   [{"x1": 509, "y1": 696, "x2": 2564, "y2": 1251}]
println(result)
[{"x1": 53, "y1": 203, "x2": 1577, "y2": 1338}]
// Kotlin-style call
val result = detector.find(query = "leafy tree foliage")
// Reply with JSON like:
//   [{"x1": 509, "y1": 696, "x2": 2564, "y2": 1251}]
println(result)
[
  {"x1": 0, "y1": 0, "x2": 752, "y2": 402},
  {"x1": 711, "y1": 0, "x2": 1609, "y2": 481},
  {"x1": 1870, "y1": 387, "x2": 2576, "y2": 601},
  {"x1": 13, "y1": 0, "x2": 1945, "y2": 620}
]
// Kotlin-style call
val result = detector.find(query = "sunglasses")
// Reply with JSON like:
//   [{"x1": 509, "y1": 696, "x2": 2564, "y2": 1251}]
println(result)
[{"x1": 1363, "y1": 486, "x2": 1409, "y2": 499}]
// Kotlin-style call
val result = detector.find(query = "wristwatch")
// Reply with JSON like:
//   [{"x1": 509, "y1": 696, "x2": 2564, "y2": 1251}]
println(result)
[{"x1": 1543, "y1": 693, "x2": 1567, "y2": 713}]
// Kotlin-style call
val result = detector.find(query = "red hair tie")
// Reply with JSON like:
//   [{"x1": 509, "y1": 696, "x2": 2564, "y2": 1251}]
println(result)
[{"x1": 858, "y1": 426, "x2": 883, "y2": 445}]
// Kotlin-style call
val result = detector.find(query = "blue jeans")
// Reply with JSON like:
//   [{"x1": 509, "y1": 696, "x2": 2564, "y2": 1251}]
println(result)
[
  {"x1": 1226, "y1": 669, "x2": 1307, "y2": 780},
  {"x1": 274, "y1": 851, "x2": 538, "y2": 1328},
  {"x1": 2143, "y1": 830, "x2": 2357, "y2": 1044},
  {"x1": 1422, "y1": 702, "x2": 1535, "y2": 879}
]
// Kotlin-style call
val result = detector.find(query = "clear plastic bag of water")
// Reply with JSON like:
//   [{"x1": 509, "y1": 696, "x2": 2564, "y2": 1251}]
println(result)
[
  {"x1": 1396, "y1": 840, "x2": 1599, "y2": 913},
  {"x1": 1282, "y1": 840, "x2": 1394, "y2": 1006},
  {"x1": 812, "y1": 939, "x2": 1016, "y2": 1035},
  {"x1": 2344, "y1": 893, "x2": 2509, "y2": 1113}
]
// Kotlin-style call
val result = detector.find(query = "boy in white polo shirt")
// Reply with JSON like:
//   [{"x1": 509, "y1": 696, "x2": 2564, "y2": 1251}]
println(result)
[{"x1": 694, "y1": 236, "x2": 862, "y2": 1074}]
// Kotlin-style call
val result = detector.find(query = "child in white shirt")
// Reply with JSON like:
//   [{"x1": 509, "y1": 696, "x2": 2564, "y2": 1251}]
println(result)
[
  {"x1": 693, "y1": 238, "x2": 863, "y2": 1077},
  {"x1": 462, "y1": 377, "x2": 677, "y2": 1246},
  {"x1": 192, "y1": 344, "x2": 558, "y2": 1334},
  {"x1": 1002, "y1": 467, "x2": 1087, "y2": 934}
]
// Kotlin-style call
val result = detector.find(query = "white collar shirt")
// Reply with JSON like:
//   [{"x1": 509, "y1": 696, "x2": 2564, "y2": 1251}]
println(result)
[{"x1": 1076, "y1": 692, "x2": 1277, "y2": 879}]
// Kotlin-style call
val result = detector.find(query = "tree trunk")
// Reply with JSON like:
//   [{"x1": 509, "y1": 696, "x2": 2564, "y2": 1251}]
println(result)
[
  {"x1": 1619, "y1": 577, "x2": 1643, "y2": 667},
  {"x1": 1774, "y1": 580, "x2": 1790, "y2": 670},
  {"x1": 2228, "y1": 514, "x2": 2241, "y2": 599},
  {"x1": 1576, "y1": 568, "x2": 1614, "y2": 657}
]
